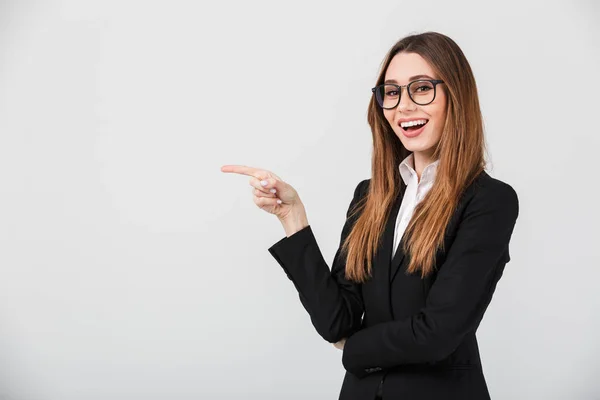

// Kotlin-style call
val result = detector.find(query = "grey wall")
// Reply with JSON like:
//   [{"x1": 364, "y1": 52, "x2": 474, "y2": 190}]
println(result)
[{"x1": 0, "y1": 0, "x2": 598, "y2": 399}]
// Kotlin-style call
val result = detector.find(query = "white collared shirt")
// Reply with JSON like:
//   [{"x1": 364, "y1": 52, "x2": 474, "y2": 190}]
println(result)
[{"x1": 392, "y1": 153, "x2": 440, "y2": 259}]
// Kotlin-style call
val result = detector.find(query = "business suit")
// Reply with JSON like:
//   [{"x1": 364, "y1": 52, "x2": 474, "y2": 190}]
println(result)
[{"x1": 268, "y1": 170, "x2": 519, "y2": 399}]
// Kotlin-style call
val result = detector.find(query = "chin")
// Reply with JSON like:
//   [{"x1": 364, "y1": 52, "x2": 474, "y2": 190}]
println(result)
[
  {"x1": 395, "y1": 126, "x2": 439, "y2": 152},
  {"x1": 396, "y1": 135, "x2": 432, "y2": 152},
  {"x1": 404, "y1": 142, "x2": 434, "y2": 153}
]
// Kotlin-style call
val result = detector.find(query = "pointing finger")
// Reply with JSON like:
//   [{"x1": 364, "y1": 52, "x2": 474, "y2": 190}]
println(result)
[{"x1": 220, "y1": 165, "x2": 263, "y2": 178}]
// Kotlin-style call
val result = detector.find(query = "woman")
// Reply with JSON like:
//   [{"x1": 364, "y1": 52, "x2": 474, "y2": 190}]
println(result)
[{"x1": 221, "y1": 31, "x2": 518, "y2": 400}]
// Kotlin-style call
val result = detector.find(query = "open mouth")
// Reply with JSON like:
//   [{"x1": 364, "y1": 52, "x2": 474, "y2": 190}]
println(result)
[{"x1": 399, "y1": 119, "x2": 429, "y2": 132}]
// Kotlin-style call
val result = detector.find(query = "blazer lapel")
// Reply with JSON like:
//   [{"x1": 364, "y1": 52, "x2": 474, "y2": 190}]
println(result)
[
  {"x1": 390, "y1": 235, "x2": 407, "y2": 283},
  {"x1": 375, "y1": 181, "x2": 407, "y2": 286},
  {"x1": 388, "y1": 189, "x2": 407, "y2": 284}
]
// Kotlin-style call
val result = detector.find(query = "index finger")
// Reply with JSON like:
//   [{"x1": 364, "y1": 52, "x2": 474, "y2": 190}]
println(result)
[{"x1": 220, "y1": 164, "x2": 265, "y2": 178}]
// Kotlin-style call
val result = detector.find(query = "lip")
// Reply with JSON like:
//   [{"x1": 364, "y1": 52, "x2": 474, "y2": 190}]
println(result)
[{"x1": 397, "y1": 118, "x2": 429, "y2": 138}]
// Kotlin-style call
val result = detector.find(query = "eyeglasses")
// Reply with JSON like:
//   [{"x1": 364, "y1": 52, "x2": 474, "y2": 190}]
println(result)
[{"x1": 371, "y1": 79, "x2": 445, "y2": 109}]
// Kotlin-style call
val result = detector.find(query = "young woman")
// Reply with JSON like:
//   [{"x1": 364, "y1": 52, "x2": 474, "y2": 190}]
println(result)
[{"x1": 221, "y1": 31, "x2": 519, "y2": 400}]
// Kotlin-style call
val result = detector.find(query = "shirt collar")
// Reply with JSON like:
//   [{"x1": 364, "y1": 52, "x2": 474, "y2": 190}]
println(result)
[{"x1": 399, "y1": 153, "x2": 440, "y2": 185}]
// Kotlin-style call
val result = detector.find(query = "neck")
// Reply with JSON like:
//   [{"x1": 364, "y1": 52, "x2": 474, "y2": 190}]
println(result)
[{"x1": 412, "y1": 150, "x2": 436, "y2": 182}]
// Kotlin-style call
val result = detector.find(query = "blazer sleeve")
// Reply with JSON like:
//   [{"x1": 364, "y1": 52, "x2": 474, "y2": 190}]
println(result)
[
  {"x1": 342, "y1": 181, "x2": 519, "y2": 375},
  {"x1": 267, "y1": 179, "x2": 368, "y2": 343}
]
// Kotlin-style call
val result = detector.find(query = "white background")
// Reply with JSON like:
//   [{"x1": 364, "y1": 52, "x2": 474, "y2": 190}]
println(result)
[{"x1": 0, "y1": 0, "x2": 599, "y2": 399}]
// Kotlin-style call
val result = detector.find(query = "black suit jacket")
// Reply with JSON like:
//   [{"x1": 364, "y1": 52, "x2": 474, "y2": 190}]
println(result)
[{"x1": 268, "y1": 171, "x2": 519, "y2": 400}]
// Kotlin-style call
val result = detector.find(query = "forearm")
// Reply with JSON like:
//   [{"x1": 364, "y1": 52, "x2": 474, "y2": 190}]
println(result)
[
  {"x1": 342, "y1": 311, "x2": 461, "y2": 371},
  {"x1": 269, "y1": 225, "x2": 363, "y2": 343}
]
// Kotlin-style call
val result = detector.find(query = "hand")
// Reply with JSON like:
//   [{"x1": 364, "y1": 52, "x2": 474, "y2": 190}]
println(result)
[
  {"x1": 220, "y1": 164, "x2": 302, "y2": 221},
  {"x1": 333, "y1": 338, "x2": 346, "y2": 350}
]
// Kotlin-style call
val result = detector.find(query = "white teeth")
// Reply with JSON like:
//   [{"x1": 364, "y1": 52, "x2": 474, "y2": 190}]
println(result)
[{"x1": 400, "y1": 119, "x2": 428, "y2": 128}]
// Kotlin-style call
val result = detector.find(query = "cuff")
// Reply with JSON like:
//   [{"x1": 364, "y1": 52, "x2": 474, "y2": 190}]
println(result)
[{"x1": 267, "y1": 225, "x2": 314, "y2": 280}]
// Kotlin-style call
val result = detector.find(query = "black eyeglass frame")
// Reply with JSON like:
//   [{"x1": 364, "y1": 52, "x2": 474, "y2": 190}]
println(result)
[{"x1": 371, "y1": 79, "x2": 445, "y2": 109}]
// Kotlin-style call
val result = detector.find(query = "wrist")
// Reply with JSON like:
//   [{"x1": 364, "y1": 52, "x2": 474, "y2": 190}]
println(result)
[{"x1": 280, "y1": 204, "x2": 309, "y2": 237}]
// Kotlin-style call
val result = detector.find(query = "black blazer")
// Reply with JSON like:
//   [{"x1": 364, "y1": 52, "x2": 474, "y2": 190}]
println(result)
[{"x1": 268, "y1": 171, "x2": 519, "y2": 400}]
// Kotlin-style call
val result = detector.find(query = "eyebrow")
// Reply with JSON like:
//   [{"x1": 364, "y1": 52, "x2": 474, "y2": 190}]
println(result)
[{"x1": 384, "y1": 74, "x2": 434, "y2": 84}]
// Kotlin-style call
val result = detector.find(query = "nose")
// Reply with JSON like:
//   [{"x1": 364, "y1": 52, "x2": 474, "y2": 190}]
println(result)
[{"x1": 397, "y1": 87, "x2": 416, "y2": 112}]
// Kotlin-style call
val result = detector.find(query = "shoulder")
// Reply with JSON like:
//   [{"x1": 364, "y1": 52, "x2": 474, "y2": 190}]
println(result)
[
  {"x1": 353, "y1": 178, "x2": 371, "y2": 199},
  {"x1": 464, "y1": 171, "x2": 519, "y2": 221}
]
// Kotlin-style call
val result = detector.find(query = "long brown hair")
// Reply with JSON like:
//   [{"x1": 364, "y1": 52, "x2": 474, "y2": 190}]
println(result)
[{"x1": 342, "y1": 31, "x2": 487, "y2": 282}]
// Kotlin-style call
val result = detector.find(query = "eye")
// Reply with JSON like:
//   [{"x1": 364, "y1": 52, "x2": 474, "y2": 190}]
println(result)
[
  {"x1": 385, "y1": 90, "x2": 399, "y2": 96},
  {"x1": 414, "y1": 85, "x2": 432, "y2": 92}
]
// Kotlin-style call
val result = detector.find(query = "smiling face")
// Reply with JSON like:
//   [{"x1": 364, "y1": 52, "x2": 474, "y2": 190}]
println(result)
[{"x1": 383, "y1": 52, "x2": 448, "y2": 163}]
